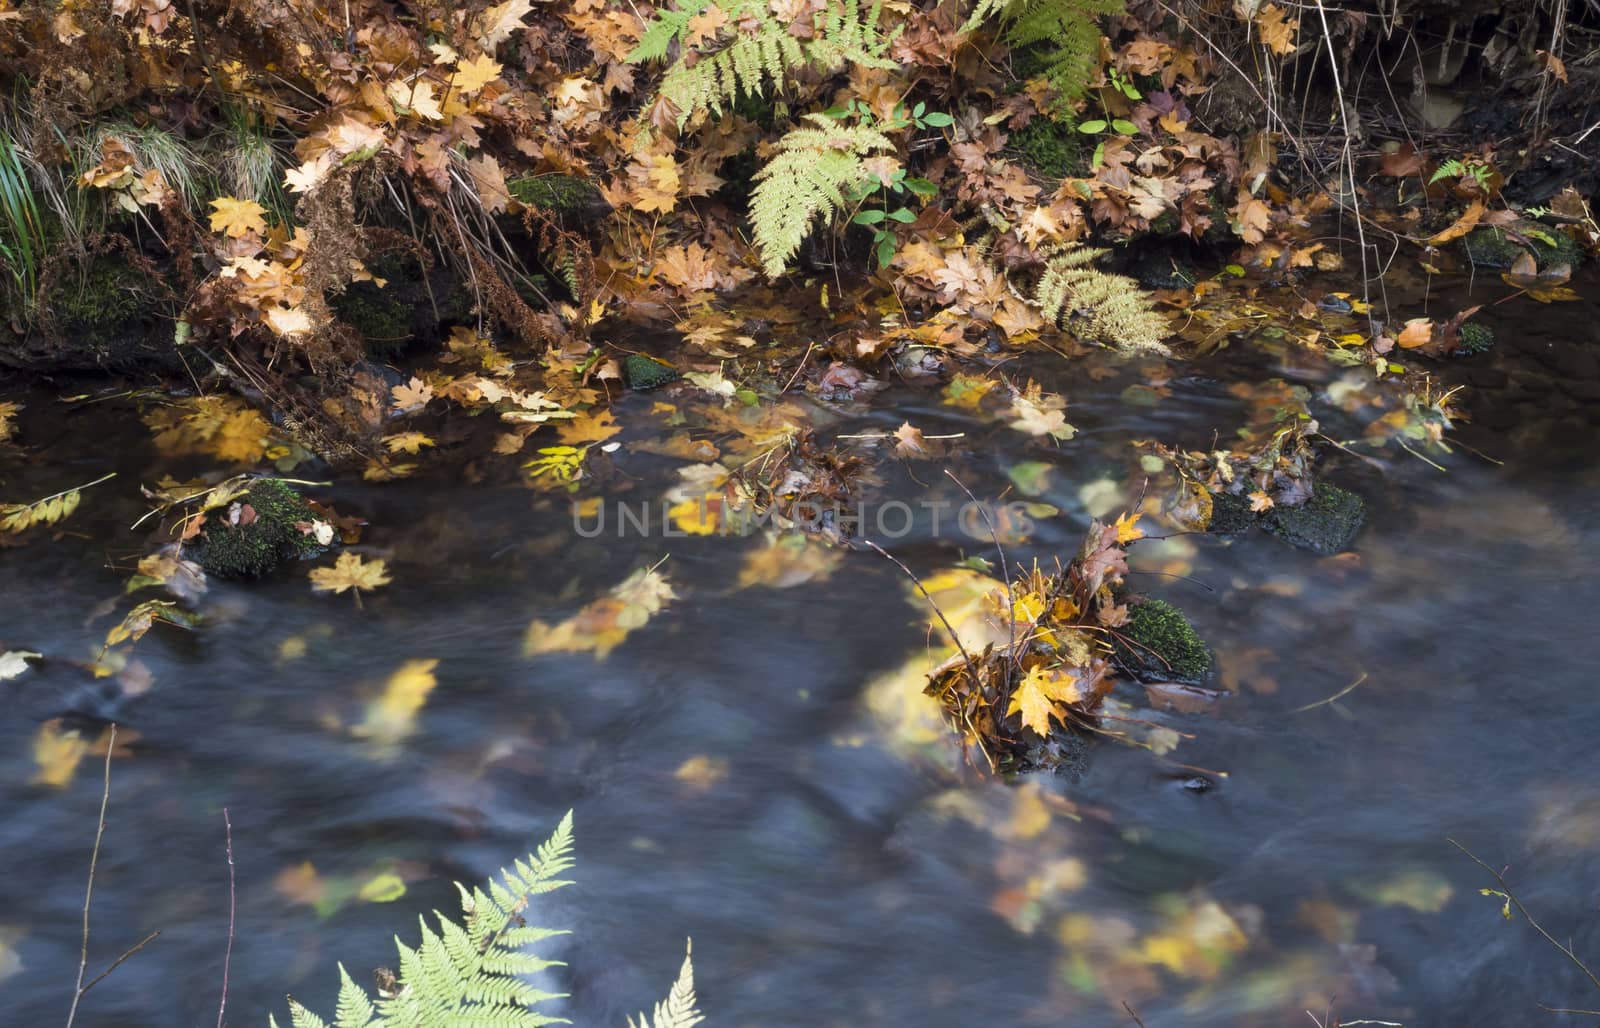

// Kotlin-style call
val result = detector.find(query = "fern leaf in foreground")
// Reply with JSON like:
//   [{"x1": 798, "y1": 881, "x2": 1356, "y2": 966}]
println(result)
[
  {"x1": 628, "y1": 941, "x2": 704, "y2": 1028},
  {"x1": 749, "y1": 116, "x2": 895, "y2": 276},
  {"x1": 273, "y1": 812, "x2": 577, "y2": 1028}
]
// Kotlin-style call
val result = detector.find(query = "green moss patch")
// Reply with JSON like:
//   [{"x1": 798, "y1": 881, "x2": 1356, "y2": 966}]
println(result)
[
  {"x1": 1455, "y1": 322, "x2": 1495, "y2": 356},
  {"x1": 623, "y1": 353, "x2": 678, "y2": 390},
  {"x1": 1207, "y1": 488, "x2": 1257, "y2": 534},
  {"x1": 1263, "y1": 481, "x2": 1365, "y2": 555},
  {"x1": 1464, "y1": 220, "x2": 1583, "y2": 271},
  {"x1": 508, "y1": 175, "x2": 608, "y2": 222},
  {"x1": 188, "y1": 479, "x2": 324, "y2": 579},
  {"x1": 1009, "y1": 117, "x2": 1088, "y2": 180},
  {"x1": 1116, "y1": 597, "x2": 1210, "y2": 684}
]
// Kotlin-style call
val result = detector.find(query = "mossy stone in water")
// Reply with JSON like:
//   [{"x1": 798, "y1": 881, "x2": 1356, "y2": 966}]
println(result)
[
  {"x1": 1263, "y1": 481, "x2": 1365, "y2": 555},
  {"x1": 1116, "y1": 598, "x2": 1210, "y2": 684},
  {"x1": 623, "y1": 353, "x2": 678, "y2": 390},
  {"x1": 189, "y1": 479, "x2": 322, "y2": 579},
  {"x1": 1464, "y1": 220, "x2": 1583, "y2": 271},
  {"x1": 1456, "y1": 322, "x2": 1495, "y2": 356},
  {"x1": 1207, "y1": 488, "x2": 1257, "y2": 534}
]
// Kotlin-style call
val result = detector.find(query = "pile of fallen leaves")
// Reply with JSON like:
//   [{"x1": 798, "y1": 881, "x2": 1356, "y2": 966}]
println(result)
[{"x1": 921, "y1": 511, "x2": 1146, "y2": 772}]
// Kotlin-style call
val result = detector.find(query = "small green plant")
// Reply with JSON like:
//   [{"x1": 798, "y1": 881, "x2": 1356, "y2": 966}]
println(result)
[
  {"x1": 1429, "y1": 156, "x2": 1495, "y2": 192},
  {"x1": 1074, "y1": 67, "x2": 1141, "y2": 168},
  {"x1": 826, "y1": 100, "x2": 947, "y2": 268},
  {"x1": 271, "y1": 812, "x2": 704, "y2": 1028},
  {"x1": 0, "y1": 129, "x2": 43, "y2": 304}
]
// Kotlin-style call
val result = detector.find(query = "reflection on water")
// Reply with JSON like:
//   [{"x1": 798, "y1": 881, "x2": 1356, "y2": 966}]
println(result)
[{"x1": 4, "y1": 280, "x2": 1600, "y2": 1026}]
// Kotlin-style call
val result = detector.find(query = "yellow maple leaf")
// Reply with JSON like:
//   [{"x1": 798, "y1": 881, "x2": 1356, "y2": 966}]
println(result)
[
  {"x1": 391, "y1": 376, "x2": 435, "y2": 412},
  {"x1": 263, "y1": 305, "x2": 313, "y2": 339},
  {"x1": 451, "y1": 53, "x2": 502, "y2": 94},
  {"x1": 308, "y1": 553, "x2": 392, "y2": 595},
  {"x1": 352, "y1": 658, "x2": 438, "y2": 748},
  {"x1": 1113, "y1": 510, "x2": 1145, "y2": 545},
  {"x1": 209, "y1": 196, "x2": 268, "y2": 238},
  {"x1": 1006, "y1": 665, "x2": 1083, "y2": 736},
  {"x1": 383, "y1": 431, "x2": 435, "y2": 454}
]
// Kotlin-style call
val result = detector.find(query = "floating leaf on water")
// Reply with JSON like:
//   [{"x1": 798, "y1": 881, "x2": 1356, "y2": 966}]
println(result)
[
  {"x1": 309, "y1": 553, "x2": 392, "y2": 595},
  {"x1": 0, "y1": 650, "x2": 41, "y2": 680},
  {"x1": 353, "y1": 658, "x2": 440, "y2": 749}
]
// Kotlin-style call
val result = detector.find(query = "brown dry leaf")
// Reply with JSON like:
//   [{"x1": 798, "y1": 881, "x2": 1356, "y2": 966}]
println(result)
[
  {"x1": 383, "y1": 431, "x2": 435, "y2": 454},
  {"x1": 1395, "y1": 318, "x2": 1434, "y2": 349},
  {"x1": 525, "y1": 566, "x2": 676, "y2": 659},
  {"x1": 309, "y1": 553, "x2": 392, "y2": 595},
  {"x1": 1427, "y1": 200, "x2": 1485, "y2": 245},
  {"x1": 1256, "y1": 4, "x2": 1299, "y2": 55},
  {"x1": 892, "y1": 421, "x2": 930, "y2": 459},
  {"x1": 475, "y1": 0, "x2": 533, "y2": 47},
  {"x1": 557, "y1": 410, "x2": 622, "y2": 444},
  {"x1": 467, "y1": 154, "x2": 510, "y2": 213}
]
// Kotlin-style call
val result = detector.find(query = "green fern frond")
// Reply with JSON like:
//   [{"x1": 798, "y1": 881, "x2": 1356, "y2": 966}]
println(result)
[
  {"x1": 631, "y1": 0, "x2": 900, "y2": 128},
  {"x1": 1035, "y1": 245, "x2": 1169, "y2": 355},
  {"x1": 749, "y1": 115, "x2": 894, "y2": 275},
  {"x1": 628, "y1": 941, "x2": 704, "y2": 1028},
  {"x1": 274, "y1": 813, "x2": 577, "y2": 1028},
  {"x1": 963, "y1": 0, "x2": 1124, "y2": 103}
]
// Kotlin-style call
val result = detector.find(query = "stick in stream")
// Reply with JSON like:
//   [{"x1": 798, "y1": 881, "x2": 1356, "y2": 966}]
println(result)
[{"x1": 217, "y1": 808, "x2": 235, "y2": 1028}]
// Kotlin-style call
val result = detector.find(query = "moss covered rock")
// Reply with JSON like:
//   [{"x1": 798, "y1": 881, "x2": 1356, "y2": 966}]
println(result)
[
  {"x1": 3, "y1": 256, "x2": 177, "y2": 372},
  {"x1": 1263, "y1": 481, "x2": 1365, "y2": 555},
  {"x1": 1464, "y1": 219, "x2": 1583, "y2": 271},
  {"x1": 188, "y1": 479, "x2": 323, "y2": 579},
  {"x1": 1206, "y1": 488, "x2": 1257, "y2": 534},
  {"x1": 623, "y1": 353, "x2": 678, "y2": 390},
  {"x1": 1010, "y1": 117, "x2": 1088, "y2": 179},
  {"x1": 331, "y1": 280, "x2": 414, "y2": 353},
  {"x1": 508, "y1": 175, "x2": 610, "y2": 225},
  {"x1": 1115, "y1": 597, "x2": 1210, "y2": 684},
  {"x1": 1456, "y1": 322, "x2": 1495, "y2": 356}
]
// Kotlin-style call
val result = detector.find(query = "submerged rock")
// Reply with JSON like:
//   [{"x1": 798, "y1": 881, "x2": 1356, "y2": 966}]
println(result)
[
  {"x1": 1263, "y1": 481, "x2": 1365, "y2": 555},
  {"x1": 623, "y1": 353, "x2": 678, "y2": 390},
  {"x1": 1464, "y1": 219, "x2": 1583, "y2": 271},
  {"x1": 1207, "y1": 488, "x2": 1257, "y2": 534},
  {"x1": 188, "y1": 479, "x2": 323, "y2": 579},
  {"x1": 1456, "y1": 322, "x2": 1495, "y2": 356},
  {"x1": 1115, "y1": 597, "x2": 1211, "y2": 684}
]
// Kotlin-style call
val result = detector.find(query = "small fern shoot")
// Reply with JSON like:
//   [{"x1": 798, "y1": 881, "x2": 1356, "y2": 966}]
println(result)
[
  {"x1": 748, "y1": 115, "x2": 894, "y2": 276},
  {"x1": 272, "y1": 811, "x2": 577, "y2": 1028},
  {"x1": 1034, "y1": 245, "x2": 1169, "y2": 355}
]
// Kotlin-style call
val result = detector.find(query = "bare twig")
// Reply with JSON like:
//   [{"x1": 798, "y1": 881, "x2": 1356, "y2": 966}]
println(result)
[
  {"x1": 77, "y1": 931, "x2": 161, "y2": 998},
  {"x1": 858, "y1": 538, "x2": 995, "y2": 773},
  {"x1": 1448, "y1": 837, "x2": 1600, "y2": 1000},
  {"x1": 1292, "y1": 672, "x2": 1369, "y2": 714},
  {"x1": 65, "y1": 724, "x2": 115, "y2": 1028},
  {"x1": 217, "y1": 808, "x2": 235, "y2": 1028},
  {"x1": 943, "y1": 470, "x2": 1015, "y2": 656}
]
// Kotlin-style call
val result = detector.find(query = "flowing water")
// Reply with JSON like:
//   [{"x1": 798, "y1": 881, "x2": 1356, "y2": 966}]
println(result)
[{"x1": 4, "y1": 272, "x2": 1600, "y2": 1027}]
